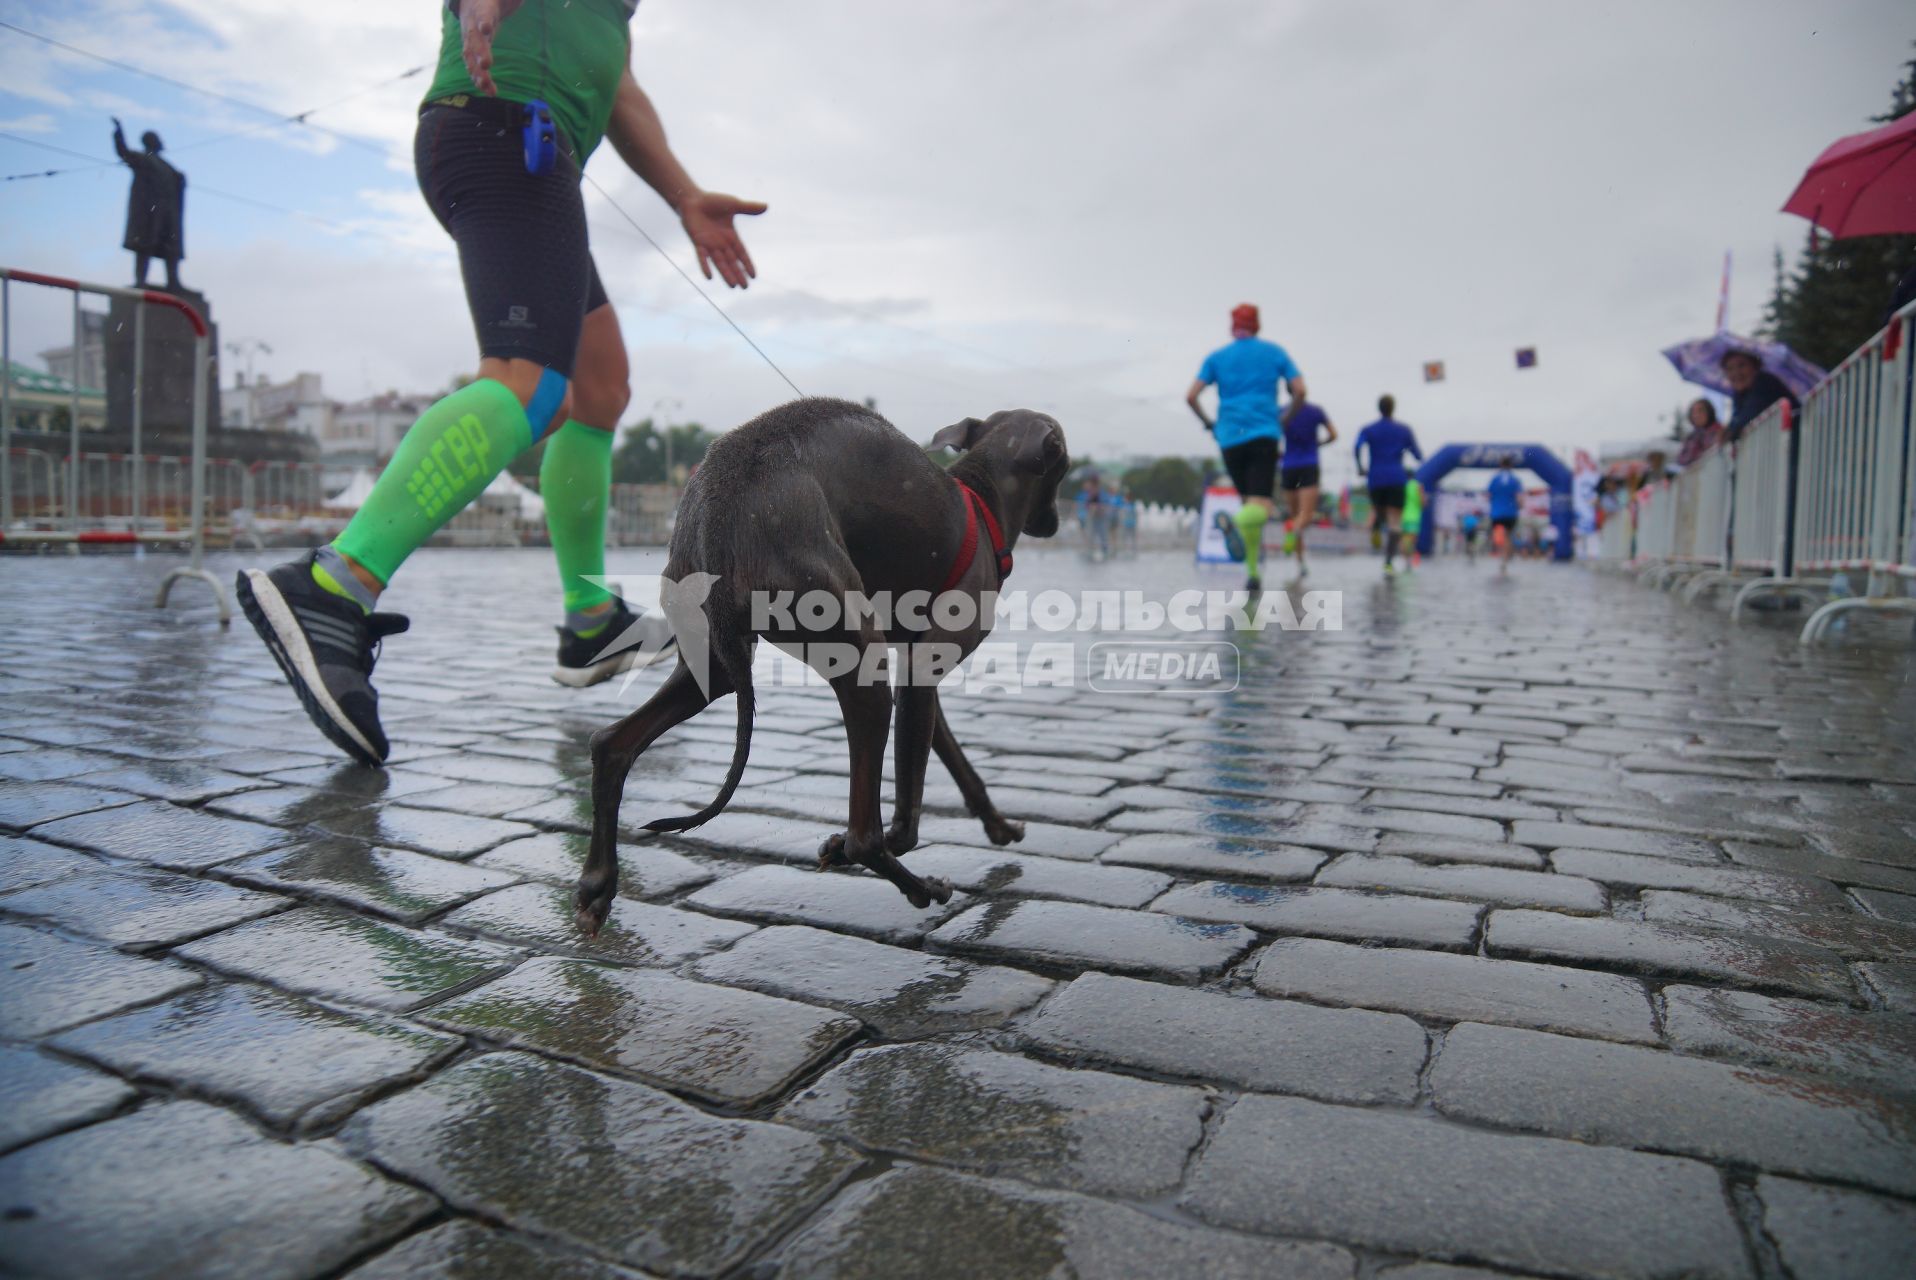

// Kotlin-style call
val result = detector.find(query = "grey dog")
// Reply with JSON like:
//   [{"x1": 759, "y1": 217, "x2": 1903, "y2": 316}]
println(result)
[{"x1": 574, "y1": 397, "x2": 1069, "y2": 935}]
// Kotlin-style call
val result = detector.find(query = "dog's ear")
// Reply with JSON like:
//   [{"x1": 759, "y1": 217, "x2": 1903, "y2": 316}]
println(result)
[
  {"x1": 1020, "y1": 420, "x2": 1068, "y2": 537},
  {"x1": 929, "y1": 417, "x2": 988, "y2": 452},
  {"x1": 1015, "y1": 421, "x2": 1067, "y2": 474}
]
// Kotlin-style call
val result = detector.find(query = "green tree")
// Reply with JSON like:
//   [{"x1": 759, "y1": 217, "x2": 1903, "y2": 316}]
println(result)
[
  {"x1": 1763, "y1": 49, "x2": 1916, "y2": 370},
  {"x1": 1120, "y1": 455, "x2": 1204, "y2": 508},
  {"x1": 610, "y1": 417, "x2": 718, "y2": 484}
]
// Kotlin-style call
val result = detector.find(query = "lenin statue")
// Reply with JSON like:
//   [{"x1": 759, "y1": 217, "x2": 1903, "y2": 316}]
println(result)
[{"x1": 112, "y1": 117, "x2": 185, "y2": 290}]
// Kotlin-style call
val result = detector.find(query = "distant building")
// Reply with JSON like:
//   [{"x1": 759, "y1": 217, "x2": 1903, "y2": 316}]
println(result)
[
  {"x1": 3, "y1": 361, "x2": 107, "y2": 432},
  {"x1": 223, "y1": 371, "x2": 332, "y2": 437},
  {"x1": 36, "y1": 310, "x2": 108, "y2": 399},
  {"x1": 328, "y1": 391, "x2": 432, "y2": 470}
]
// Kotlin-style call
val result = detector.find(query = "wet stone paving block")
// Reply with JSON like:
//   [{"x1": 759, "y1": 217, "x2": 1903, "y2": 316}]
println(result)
[
  {"x1": 439, "y1": 880, "x2": 754, "y2": 967},
  {"x1": 1486, "y1": 908, "x2": 1856, "y2": 1000},
  {"x1": 0, "y1": 921, "x2": 201, "y2": 1037},
  {"x1": 0, "y1": 1100, "x2": 434, "y2": 1280},
  {"x1": 689, "y1": 924, "x2": 1055, "y2": 1037},
  {"x1": 1639, "y1": 887, "x2": 1916, "y2": 959},
  {"x1": 1548, "y1": 846, "x2": 1850, "y2": 909},
  {"x1": 914, "y1": 813, "x2": 1120, "y2": 860},
  {"x1": 779, "y1": 1164, "x2": 1355, "y2": 1280},
  {"x1": 1315, "y1": 853, "x2": 1607, "y2": 914},
  {"x1": 683, "y1": 862, "x2": 967, "y2": 942},
  {"x1": 1253, "y1": 935, "x2": 1658, "y2": 1042},
  {"x1": 1182, "y1": 1095, "x2": 1749, "y2": 1280},
  {"x1": 929, "y1": 898, "x2": 1255, "y2": 981},
  {"x1": 340, "y1": 1051, "x2": 859, "y2": 1277},
  {"x1": 313, "y1": 804, "x2": 536, "y2": 859},
  {"x1": 0, "y1": 864, "x2": 286, "y2": 948},
  {"x1": 0, "y1": 779, "x2": 139, "y2": 829},
  {"x1": 1098, "y1": 831, "x2": 1325, "y2": 882},
  {"x1": 472, "y1": 831, "x2": 716, "y2": 898},
  {"x1": 1151, "y1": 880, "x2": 1483, "y2": 950},
  {"x1": 779, "y1": 1042, "x2": 1208, "y2": 1198},
  {"x1": 891, "y1": 843, "x2": 1171, "y2": 908},
  {"x1": 28, "y1": 798, "x2": 290, "y2": 869},
  {"x1": 345, "y1": 1220, "x2": 655, "y2": 1280},
  {"x1": 1660, "y1": 984, "x2": 1916, "y2": 1094},
  {"x1": 1431, "y1": 1021, "x2": 1916, "y2": 1196},
  {"x1": 1755, "y1": 1175, "x2": 1916, "y2": 1280},
  {"x1": 423, "y1": 955, "x2": 860, "y2": 1106},
  {"x1": 0, "y1": 1044, "x2": 137, "y2": 1153},
  {"x1": 1023, "y1": 971, "x2": 1425, "y2": 1103},
  {"x1": 220, "y1": 837, "x2": 517, "y2": 922},
  {"x1": 50, "y1": 982, "x2": 461, "y2": 1128},
  {"x1": 0, "y1": 835, "x2": 101, "y2": 891},
  {"x1": 173, "y1": 906, "x2": 518, "y2": 1012}
]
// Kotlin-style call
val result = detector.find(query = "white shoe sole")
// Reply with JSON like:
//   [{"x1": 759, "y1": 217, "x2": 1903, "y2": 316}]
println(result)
[
  {"x1": 551, "y1": 638, "x2": 678, "y2": 688},
  {"x1": 239, "y1": 568, "x2": 384, "y2": 765}
]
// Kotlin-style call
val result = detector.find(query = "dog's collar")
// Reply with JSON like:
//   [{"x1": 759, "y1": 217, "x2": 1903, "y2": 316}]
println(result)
[{"x1": 939, "y1": 479, "x2": 1012, "y2": 592}]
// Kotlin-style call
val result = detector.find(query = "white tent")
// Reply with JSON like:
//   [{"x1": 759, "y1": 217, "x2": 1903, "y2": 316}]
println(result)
[
  {"x1": 483, "y1": 468, "x2": 546, "y2": 521},
  {"x1": 324, "y1": 469, "x2": 377, "y2": 511}
]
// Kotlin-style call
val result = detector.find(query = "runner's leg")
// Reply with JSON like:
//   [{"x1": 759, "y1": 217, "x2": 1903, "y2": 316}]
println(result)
[
  {"x1": 543, "y1": 280, "x2": 624, "y2": 629},
  {"x1": 327, "y1": 107, "x2": 592, "y2": 603}
]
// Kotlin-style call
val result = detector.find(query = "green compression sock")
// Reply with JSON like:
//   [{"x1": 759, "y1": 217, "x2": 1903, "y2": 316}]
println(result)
[
  {"x1": 539, "y1": 419, "x2": 616, "y2": 615},
  {"x1": 331, "y1": 379, "x2": 533, "y2": 585},
  {"x1": 1234, "y1": 503, "x2": 1269, "y2": 579}
]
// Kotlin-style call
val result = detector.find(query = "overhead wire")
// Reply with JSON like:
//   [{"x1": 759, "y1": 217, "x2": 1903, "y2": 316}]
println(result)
[{"x1": 0, "y1": 18, "x2": 1171, "y2": 425}]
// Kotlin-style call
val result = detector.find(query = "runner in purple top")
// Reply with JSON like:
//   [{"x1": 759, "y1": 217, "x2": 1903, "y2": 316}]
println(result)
[{"x1": 1278, "y1": 400, "x2": 1336, "y2": 573}]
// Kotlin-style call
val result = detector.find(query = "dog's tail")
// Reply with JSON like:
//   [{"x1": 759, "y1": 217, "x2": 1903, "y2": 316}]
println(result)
[{"x1": 642, "y1": 605, "x2": 754, "y2": 835}]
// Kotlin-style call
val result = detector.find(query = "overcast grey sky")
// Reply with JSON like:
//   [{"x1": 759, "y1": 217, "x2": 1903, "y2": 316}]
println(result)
[{"x1": 3, "y1": 0, "x2": 1911, "y2": 489}]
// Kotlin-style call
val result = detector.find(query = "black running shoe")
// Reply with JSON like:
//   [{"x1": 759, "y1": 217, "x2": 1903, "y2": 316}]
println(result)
[
  {"x1": 553, "y1": 596, "x2": 678, "y2": 688},
  {"x1": 236, "y1": 553, "x2": 409, "y2": 767}
]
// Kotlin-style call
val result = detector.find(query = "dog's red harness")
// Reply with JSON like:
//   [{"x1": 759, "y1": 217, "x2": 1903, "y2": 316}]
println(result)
[{"x1": 938, "y1": 479, "x2": 1013, "y2": 592}]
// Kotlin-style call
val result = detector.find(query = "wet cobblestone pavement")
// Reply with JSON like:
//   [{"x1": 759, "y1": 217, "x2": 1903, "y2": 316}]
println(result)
[{"x1": 2, "y1": 546, "x2": 1914, "y2": 1278}]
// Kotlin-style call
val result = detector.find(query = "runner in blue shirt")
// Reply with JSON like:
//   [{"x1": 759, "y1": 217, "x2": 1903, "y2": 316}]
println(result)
[
  {"x1": 1352, "y1": 394, "x2": 1424, "y2": 574},
  {"x1": 1486, "y1": 455, "x2": 1524, "y2": 574},
  {"x1": 1185, "y1": 303, "x2": 1306, "y2": 590},
  {"x1": 1278, "y1": 399, "x2": 1336, "y2": 573}
]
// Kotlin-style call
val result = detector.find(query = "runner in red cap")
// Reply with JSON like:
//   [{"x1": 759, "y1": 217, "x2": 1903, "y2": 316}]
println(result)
[{"x1": 1186, "y1": 302, "x2": 1306, "y2": 590}]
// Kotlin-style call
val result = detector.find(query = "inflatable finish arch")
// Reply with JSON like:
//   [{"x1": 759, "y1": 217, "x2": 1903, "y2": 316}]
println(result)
[{"x1": 1414, "y1": 444, "x2": 1575, "y2": 561}]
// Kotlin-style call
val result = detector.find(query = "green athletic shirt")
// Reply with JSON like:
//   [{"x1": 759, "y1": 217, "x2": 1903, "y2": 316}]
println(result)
[{"x1": 425, "y1": 0, "x2": 637, "y2": 162}]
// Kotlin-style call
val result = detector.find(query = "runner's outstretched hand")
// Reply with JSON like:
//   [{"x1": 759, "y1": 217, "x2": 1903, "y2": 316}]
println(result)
[
  {"x1": 681, "y1": 191, "x2": 768, "y2": 289},
  {"x1": 460, "y1": 0, "x2": 525, "y2": 96}
]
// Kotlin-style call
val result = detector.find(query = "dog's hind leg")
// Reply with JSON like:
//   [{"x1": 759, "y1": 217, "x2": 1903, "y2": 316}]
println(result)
[
  {"x1": 819, "y1": 638, "x2": 952, "y2": 909},
  {"x1": 885, "y1": 683, "x2": 937, "y2": 855},
  {"x1": 575, "y1": 659, "x2": 722, "y2": 935},
  {"x1": 931, "y1": 698, "x2": 1025, "y2": 845}
]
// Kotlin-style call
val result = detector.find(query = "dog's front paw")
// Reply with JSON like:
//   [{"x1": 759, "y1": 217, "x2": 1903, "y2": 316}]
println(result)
[
  {"x1": 984, "y1": 815, "x2": 1025, "y2": 845},
  {"x1": 816, "y1": 832, "x2": 850, "y2": 869},
  {"x1": 573, "y1": 877, "x2": 616, "y2": 938}
]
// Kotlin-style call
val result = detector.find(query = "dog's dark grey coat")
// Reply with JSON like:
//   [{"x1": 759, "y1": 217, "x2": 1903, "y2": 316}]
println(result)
[{"x1": 574, "y1": 398, "x2": 1068, "y2": 932}]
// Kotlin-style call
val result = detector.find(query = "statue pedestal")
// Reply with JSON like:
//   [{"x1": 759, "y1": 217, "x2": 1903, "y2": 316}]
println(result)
[{"x1": 105, "y1": 284, "x2": 221, "y2": 446}]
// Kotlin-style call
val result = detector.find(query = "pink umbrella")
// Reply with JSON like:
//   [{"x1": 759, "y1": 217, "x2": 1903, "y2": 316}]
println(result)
[{"x1": 1782, "y1": 110, "x2": 1916, "y2": 239}]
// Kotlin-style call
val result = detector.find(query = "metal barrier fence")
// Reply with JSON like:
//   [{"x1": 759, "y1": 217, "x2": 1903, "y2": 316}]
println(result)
[
  {"x1": 1597, "y1": 497, "x2": 1633, "y2": 563},
  {"x1": 2, "y1": 267, "x2": 229, "y2": 621},
  {"x1": 1601, "y1": 299, "x2": 1916, "y2": 642}
]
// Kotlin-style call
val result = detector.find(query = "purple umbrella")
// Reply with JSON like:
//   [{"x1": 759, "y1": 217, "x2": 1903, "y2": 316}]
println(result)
[{"x1": 1661, "y1": 331, "x2": 1826, "y2": 400}]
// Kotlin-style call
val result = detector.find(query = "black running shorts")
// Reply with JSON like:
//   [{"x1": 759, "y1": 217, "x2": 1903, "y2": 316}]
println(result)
[
  {"x1": 1280, "y1": 464, "x2": 1321, "y2": 492},
  {"x1": 1492, "y1": 515, "x2": 1518, "y2": 531},
  {"x1": 1221, "y1": 437, "x2": 1278, "y2": 500},
  {"x1": 416, "y1": 100, "x2": 609, "y2": 377},
  {"x1": 1370, "y1": 483, "x2": 1407, "y2": 511}
]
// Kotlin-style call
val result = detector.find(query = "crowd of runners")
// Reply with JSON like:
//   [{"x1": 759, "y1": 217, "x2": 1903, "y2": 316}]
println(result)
[{"x1": 1187, "y1": 303, "x2": 1538, "y2": 586}]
